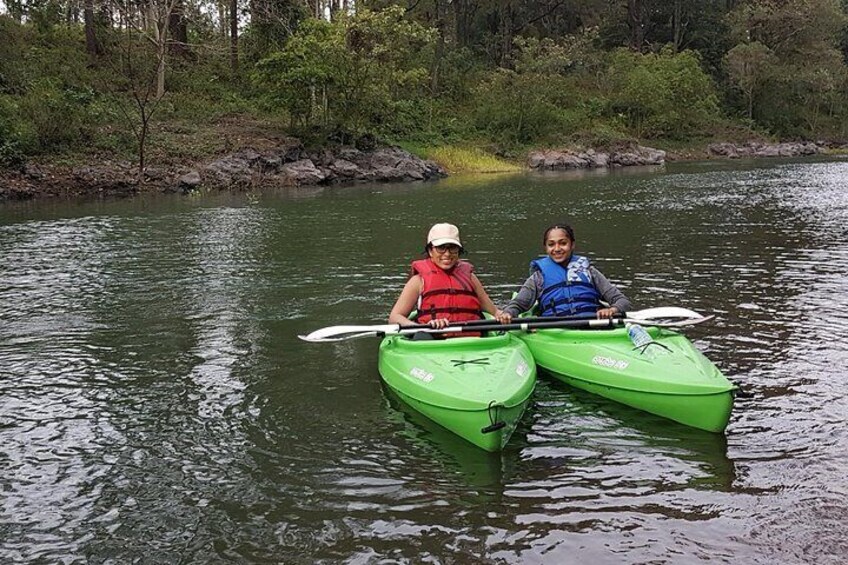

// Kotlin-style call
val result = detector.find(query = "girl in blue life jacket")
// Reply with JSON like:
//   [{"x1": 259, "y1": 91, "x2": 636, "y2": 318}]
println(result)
[{"x1": 502, "y1": 223, "x2": 632, "y2": 321}]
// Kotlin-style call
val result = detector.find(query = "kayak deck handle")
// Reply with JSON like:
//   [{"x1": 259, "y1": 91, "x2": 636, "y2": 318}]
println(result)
[
  {"x1": 633, "y1": 341, "x2": 673, "y2": 355},
  {"x1": 481, "y1": 422, "x2": 506, "y2": 434},
  {"x1": 481, "y1": 401, "x2": 506, "y2": 434}
]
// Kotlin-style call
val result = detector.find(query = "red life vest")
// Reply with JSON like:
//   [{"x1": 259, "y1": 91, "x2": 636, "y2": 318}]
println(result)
[{"x1": 411, "y1": 259, "x2": 483, "y2": 324}]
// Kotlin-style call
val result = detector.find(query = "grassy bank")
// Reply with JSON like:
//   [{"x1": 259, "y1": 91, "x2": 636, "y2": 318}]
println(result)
[{"x1": 399, "y1": 143, "x2": 522, "y2": 174}]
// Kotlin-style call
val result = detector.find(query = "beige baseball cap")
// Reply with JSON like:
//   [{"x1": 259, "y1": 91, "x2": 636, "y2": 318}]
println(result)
[{"x1": 427, "y1": 223, "x2": 462, "y2": 247}]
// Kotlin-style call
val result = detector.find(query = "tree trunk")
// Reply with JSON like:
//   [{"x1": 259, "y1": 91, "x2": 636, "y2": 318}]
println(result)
[
  {"x1": 452, "y1": 0, "x2": 471, "y2": 48},
  {"x1": 150, "y1": 4, "x2": 167, "y2": 101},
  {"x1": 84, "y1": 0, "x2": 103, "y2": 57},
  {"x1": 431, "y1": 0, "x2": 445, "y2": 93},
  {"x1": 628, "y1": 0, "x2": 643, "y2": 52},
  {"x1": 168, "y1": 0, "x2": 190, "y2": 57},
  {"x1": 329, "y1": 0, "x2": 341, "y2": 21},
  {"x1": 672, "y1": 0, "x2": 682, "y2": 52},
  {"x1": 230, "y1": 0, "x2": 239, "y2": 75},
  {"x1": 219, "y1": 1, "x2": 227, "y2": 38},
  {"x1": 499, "y1": 0, "x2": 513, "y2": 66},
  {"x1": 156, "y1": 39, "x2": 167, "y2": 100},
  {"x1": 138, "y1": 122, "x2": 147, "y2": 184}
]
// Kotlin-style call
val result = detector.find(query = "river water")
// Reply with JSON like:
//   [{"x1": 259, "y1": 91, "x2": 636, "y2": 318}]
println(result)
[{"x1": 1, "y1": 159, "x2": 847, "y2": 564}]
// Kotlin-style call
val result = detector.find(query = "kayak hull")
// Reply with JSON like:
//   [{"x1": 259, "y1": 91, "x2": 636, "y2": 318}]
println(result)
[
  {"x1": 378, "y1": 333, "x2": 536, "y2": 451},
  {"x1": 516, "y1": 326, "x2": 734, "y2": 433}
]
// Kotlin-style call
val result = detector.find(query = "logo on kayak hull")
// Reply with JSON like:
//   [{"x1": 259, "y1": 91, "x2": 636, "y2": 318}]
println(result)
[
  {"x1": 592, "y1": 356, "x2": 629, "y2": 370},
  {"x1": 410, "y1": 367, "x2": 434, "y2": 383},
  {"x1": 516, "y1": 360, "x2": 530, "y2": 377}
]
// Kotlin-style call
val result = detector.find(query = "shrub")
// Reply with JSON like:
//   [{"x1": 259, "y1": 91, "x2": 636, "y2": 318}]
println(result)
[
  {"x1": 253, "y1": 7, "x2": 436, "y2": 136},
  {"x1": 472, "y1": 69, "x2": 589, "y2": 146},
  {"x1": 605, "y1": 47, "x2": 721, "y2": 138},
  {"x1": 17, "y1": 80, "x2": 93, "y2": 152}
]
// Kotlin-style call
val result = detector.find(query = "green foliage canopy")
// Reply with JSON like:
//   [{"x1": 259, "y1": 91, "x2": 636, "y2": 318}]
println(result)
[
  {"x1": 606, "y1": 47, "x2": 721, "y2": 138},
  {"x1": 253, "y1": 6, "x2": 436, "y2": 136}
]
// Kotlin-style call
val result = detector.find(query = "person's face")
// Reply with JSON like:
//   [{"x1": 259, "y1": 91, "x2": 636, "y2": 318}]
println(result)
[
  {"x1": 428, "y1": 243, "x2": 461, "y2": 270},
  {"x1": 545, "y1": 229, "x2": 574, "y2": 264}
]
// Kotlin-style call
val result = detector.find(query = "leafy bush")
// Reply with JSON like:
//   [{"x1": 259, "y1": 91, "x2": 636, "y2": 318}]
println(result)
[
  {"x1": 605, "y1": 47, "x2": 721, "y2": 138},
  {"x1": 17, "y1": 80, "x2": 94, "y2": 152},
  {"x1": 0, "y1": 17, "x2": 33, "y2": 95},
  {"x1": 0, "y1": 95, "x2": 29, "y2": 167},
  {"x1": 472, "y1": 68, "x2": 591, "y2": 146},
  {"x1": 253, "y1": 7, "x2": 436, "y2": 136}
]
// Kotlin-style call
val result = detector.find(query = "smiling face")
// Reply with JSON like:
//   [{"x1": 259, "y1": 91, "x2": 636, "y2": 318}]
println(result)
[
  {"x1": 428, "y1": 243, "x2": 461, "y2": 270},
  {"x1": 544, "y1": 228, "x2": 574, "y2": 264}
]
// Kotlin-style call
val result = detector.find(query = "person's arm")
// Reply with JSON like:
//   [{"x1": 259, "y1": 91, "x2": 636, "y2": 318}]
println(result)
[
  {"x1": 388, "y1": 276, "x2": 424, "y2": 326},
  {"x1": 471, "y1": 274, "x2": 512, "y2": 324},
  {"x1": 591, "y1": 266, "x2": 632, "y2": 318},
  {"x1": 503, "y1": 272, "x2": 542, "y2": 317}
]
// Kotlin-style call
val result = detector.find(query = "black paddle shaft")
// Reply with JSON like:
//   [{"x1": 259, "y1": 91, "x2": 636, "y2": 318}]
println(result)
[
  {"x1": 403, "y1": 317, "x2": 623, "y2": 335},
  {"x1": 402, "y1": 314, "x2": 624, "y2": 331}
]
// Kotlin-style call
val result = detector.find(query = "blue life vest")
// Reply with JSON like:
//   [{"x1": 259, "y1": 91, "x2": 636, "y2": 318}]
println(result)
[{"x1": 531, "y1": 255, "x2": 601, "y2": 317}]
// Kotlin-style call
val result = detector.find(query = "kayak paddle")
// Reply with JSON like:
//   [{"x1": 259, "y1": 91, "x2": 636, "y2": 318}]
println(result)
[{"x1": 298, "y1": 307, "x2": 714, "y2": 343}]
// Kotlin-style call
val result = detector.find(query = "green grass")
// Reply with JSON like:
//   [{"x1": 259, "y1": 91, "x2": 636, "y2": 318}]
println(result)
[{"x1": 403, "y1": 144, "x2": 522, "y2": 173}]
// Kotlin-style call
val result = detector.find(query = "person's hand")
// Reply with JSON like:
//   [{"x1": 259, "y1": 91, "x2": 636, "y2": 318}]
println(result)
[
  {"x1": 495, "y1": 309, "x2": 512, "y2": 324},
  {"x1": 596, "y1": 307, "x2": 618, "y2": 319},
  {"x1": 428, "y1": 318, "x2": 450, "y2": 329}
]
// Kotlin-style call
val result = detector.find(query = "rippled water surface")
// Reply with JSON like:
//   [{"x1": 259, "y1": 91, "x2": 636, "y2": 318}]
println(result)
[{"x1": 2, "y1": 159, "x2": 847, "y2": 563}]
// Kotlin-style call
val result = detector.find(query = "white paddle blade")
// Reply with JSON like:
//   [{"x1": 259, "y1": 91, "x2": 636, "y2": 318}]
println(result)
[
  {"x1": 298, "y1": 331, "x2": 381, "y2": 343},
  {"x1": 299, "y1": 324, "x2": 401, "y2": 342},
  {"x1": 643, "y1": 314, "x2": 715, "y2": 327},
  {"x1": 628, "y1": 307, "x2": 705, "y2": 321}
]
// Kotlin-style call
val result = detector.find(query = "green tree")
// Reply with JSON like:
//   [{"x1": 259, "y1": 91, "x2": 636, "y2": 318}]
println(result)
[
  {"x1": 724, "y1": 41, "x2": 775, "y2": 120},
  {"x1": 605, "y1": 47, "x2": 720, "y2": 138},
  {"x1": 727, "y1": 0, "x2": 848, "y2": 137},
  {"x1": 472, "y1": 33, "x2": 604, "y2": 146},
  {"x1": 254, "y1": 6, "x2": 436, "y2": 135}
]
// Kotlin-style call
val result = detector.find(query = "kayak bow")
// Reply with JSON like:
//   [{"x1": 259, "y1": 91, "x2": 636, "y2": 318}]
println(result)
[
  {"x1": 378, "y1": 332, "x2": 537, "y2": 451},
  {"x1": 515, "y1": 325, "x2": 735, "y2": 432}
]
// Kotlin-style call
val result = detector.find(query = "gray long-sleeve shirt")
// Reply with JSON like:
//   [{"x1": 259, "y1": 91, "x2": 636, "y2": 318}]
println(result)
[{"x1": 503, "y1": 267, "x2": 632, "y2": 317}]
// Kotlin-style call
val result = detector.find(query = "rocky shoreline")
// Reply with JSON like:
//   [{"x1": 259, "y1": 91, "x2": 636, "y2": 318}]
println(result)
[
  {"x1": 1, "y1": 140, "x2": 844, "y2": 201},
  {"x1": 525, "y1": 140, "x2": 841, "y2": 171},
  {"x1": 0, "y1": 142, "x2": 447, "y2": 201},
  {"x1": 527, "y1": 145, "x2": 667, "y2": 169}
]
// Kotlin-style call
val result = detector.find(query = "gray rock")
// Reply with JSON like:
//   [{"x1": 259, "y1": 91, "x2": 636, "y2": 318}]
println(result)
[
  {"x1": 586, "y1": 151, "x2": 609, "y2": 168},
  {"x1": 281, "y1": 159, "x2": 326, "y2": 185},
  {"x1": 235, "y1": 148, "x2": 261, "y2": 162},
  {"x1": 144, "y1": 167, "x2": 167, "y2": 181},
  {"x1": 330, "y1": 159, "x2": 363, "y2": 178},
  {"x1": 22, "y1": 164, "x2": 45, "y2": 180},
  {"x1": 709, "y1": 141, "x2": 823, "y2": 158},
  {"x1": 636, "y1": 145, "x2": 666, "y2": 165},
  {"x1": 197, "y1": 142, "x2": 442, "y2": 188},
  {"x1": 178, "y1": 171, "x2": 202, "y2": 189},
  {"x1": 259, "y1": 155, "x2": 281, "y2": 172},
  {"x1": 529, "y1": 146, "x2": 663, "y2": 170}
]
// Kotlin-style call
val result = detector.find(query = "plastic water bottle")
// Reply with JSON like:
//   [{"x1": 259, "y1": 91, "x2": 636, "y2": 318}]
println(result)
[{"x1": 626, "y1": 323, "x2": 654, "y2": 348}]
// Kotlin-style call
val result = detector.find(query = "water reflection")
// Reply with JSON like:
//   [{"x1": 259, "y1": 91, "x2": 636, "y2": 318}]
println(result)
[
  {"x1": 381, "y1": 383, "x2": 508, "y2": 488},
  {"x1": 2, "y1": 158, "x2": 848, "y2": 563}
]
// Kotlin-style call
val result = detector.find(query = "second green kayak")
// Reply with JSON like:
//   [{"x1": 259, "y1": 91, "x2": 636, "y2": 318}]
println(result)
[
  {"x1": 378, "y1": 332, "x2": 537, "y2": 451},
  {"x1": 515, "y1": 325, "x2": 735, "y2": 432}
]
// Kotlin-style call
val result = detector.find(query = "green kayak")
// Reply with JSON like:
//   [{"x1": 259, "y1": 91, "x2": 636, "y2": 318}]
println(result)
[
  {"x1": 515, "y1": 325, "x2": 735, "y2": 432},
  {"x1": 378, "y1": 332, "x2": 537, "y2": 452}
]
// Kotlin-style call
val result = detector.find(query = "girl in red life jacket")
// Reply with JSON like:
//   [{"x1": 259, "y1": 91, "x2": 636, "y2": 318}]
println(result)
[{"x1": 388, "y1": 223, "x2": 511, "y2": 335}]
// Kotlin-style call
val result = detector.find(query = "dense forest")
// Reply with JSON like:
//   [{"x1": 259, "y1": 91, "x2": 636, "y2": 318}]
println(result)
[{"x1": 1, "y1": 0, "x2": 847, "y2": 172}]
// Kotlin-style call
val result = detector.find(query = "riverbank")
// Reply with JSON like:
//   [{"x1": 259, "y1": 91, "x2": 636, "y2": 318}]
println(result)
[{"x1": 2, "y1": 127, "x2": 846, "y2": 202}]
